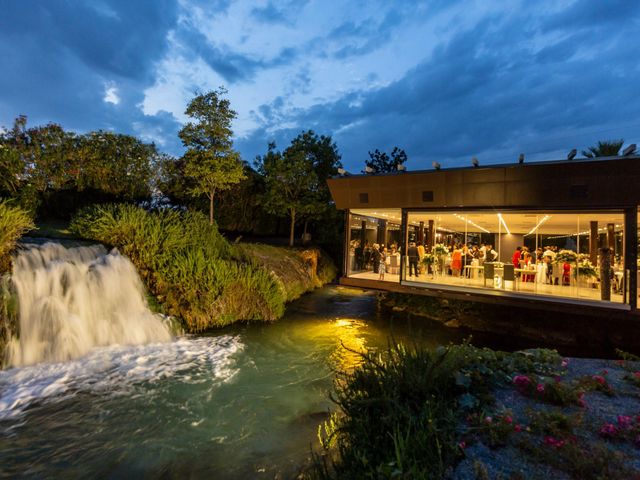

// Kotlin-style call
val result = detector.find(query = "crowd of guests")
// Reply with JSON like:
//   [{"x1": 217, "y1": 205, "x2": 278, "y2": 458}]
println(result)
[
  {"x1": 511, "y1": 245, "x2": 567, "y2": 285},
  {"x1": 350, "y1": 240, "x2": 401, "y2": 280},
  {"x1": 351, "y1": 237, "x2": 574, "y2": 286}
]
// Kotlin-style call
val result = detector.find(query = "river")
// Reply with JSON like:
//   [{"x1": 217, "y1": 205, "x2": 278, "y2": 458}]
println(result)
[{"x1": 0, "y1": 279, "x2": 518, "y2": 479}]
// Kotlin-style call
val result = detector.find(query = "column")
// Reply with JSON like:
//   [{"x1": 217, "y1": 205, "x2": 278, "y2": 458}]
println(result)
[
  {"x1": 427, "y1": 219, "x2": 434, "y2": 250},
  {"x1": 400, "y1": 210, "x2": 408, "y2": 282},
  {"x1": 377, "y1": 219, "x2": 387, "y2": 246},
  {"x1": 624, "y1": 208, "x2": 637, "y2": 310},
  {"x1": 607, "y1": 223, "x2": 615, "y2": 252},
  {"x1": 590, "y1": 221, "x2": 598, "y2": 265},
  {"x1": 418, "y1": 221, "x2": 424, "y2": 243}
]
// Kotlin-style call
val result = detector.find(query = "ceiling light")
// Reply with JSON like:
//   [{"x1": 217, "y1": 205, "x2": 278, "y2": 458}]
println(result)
[
  {"x1": 526, "y1": 215, "x2": 550, "y2": 235},
  {"x1": 498, "y1": 213, "x2": 511, "y2": 235}
]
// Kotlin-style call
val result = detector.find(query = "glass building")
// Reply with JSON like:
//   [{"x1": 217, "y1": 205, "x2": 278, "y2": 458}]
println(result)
[{"x1": 328, "y1": 155, "x2": 640, "y2": 312}]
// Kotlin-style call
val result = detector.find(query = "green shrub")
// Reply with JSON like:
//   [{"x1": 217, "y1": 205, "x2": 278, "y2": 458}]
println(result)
[
  {"x1": 0, "y1": 200, "x2": 35, "y2": 273},
  {"x1": 70, "y1": 204, "x2": 332, "y2": 331},
  {"x1": 314, "y1": 343, "x2": 566, "y2": 479}
]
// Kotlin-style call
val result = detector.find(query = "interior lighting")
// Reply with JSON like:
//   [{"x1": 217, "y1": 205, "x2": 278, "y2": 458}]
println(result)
[
  {"x1": 453, "y1": 213, "x2": 490, "y2": 233},
  {"x1": 526, "y1": 215, "x2": 550, "y2": 236},
  {"x1": 497, "y1": 213, "x2": 511, "y2": 235}
]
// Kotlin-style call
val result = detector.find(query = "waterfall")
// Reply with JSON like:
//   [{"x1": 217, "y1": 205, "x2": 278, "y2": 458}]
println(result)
[{"x1": 5, "y1": 242, "x2": 172, "y2": 367}]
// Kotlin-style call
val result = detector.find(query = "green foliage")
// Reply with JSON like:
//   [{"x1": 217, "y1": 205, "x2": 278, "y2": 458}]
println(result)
[
  {"x1": 315, "y1": 343, "x2": 563, "y2": 479},
  {"x1": 364, "y1": 146, "x2": 408, "y2": 173},
  {"x1": 70, "y1": 204, "x2": 334, "y2": 331},
  {"x1": 0, "y1": 200, "x2": 35, "y2": 273},
  {"x1": 582, "y1": 139, "x2": 624, "y2": 158},
  {"x1": 179, "y1": 88, "x2": 246, "y2": 223},
  {"x1": 0, "y1": 116, "x2": 157, "y2": 217},
  {"x1": 258, "y1": 143, "x2": 323, "y2": 246}
]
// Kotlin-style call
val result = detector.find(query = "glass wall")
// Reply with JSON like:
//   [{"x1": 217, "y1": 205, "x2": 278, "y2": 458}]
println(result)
[
  {"x1": 346, "y1": 209, "x2": 402, "y2": 282},
  {"x1": 402, "y1": 210, "x2": 626, "y2": 305}
]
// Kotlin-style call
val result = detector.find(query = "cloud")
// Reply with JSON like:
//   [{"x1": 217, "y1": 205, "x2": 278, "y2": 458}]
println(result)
[{"x1": 239, "y1": 2, "x2": 640, "y2": 170}]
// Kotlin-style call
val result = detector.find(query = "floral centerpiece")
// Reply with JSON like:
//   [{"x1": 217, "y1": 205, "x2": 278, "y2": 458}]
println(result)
[
  {"x1": 421, "y1": 253, "x2": 436, "y2": 266},
  {"x1": 575, "y1": 255, "x2": 599, "y2": 279},
  {"x1": 432, "y1": 244, "x2": 449, "y2": 256},
  {"x1": 554, "y1": 249, "x2": 577, "y2": 264}
]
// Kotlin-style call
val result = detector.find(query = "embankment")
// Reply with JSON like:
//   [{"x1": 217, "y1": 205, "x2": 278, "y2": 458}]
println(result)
[
  {"x1": 378, "y1": 292, "x2": 640, "y2": 356},
  {"x1": 69, "y1": 204, "x2": 336, "y2": 331}
]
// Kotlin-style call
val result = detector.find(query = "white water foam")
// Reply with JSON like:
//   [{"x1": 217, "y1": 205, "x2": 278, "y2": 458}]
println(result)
[
  {"x1": 6, "y1": 242, "x2": 173, "y2": 367},
  {"x1": 0, "y1": 335, "x2": 244, "y2": 421}
]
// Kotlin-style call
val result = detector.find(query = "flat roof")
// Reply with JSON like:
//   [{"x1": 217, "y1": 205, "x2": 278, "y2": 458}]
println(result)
[{"x1": 327, "y1": 155, "x2": 640, "y2": 210}]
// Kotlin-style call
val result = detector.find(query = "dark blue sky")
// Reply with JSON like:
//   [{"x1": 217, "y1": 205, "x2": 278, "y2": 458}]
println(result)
[{"x1": 1, "y1": 0, "x2": 639, "y2": 171}]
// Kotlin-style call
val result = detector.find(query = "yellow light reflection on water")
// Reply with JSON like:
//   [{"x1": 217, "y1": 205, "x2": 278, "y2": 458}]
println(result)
[{"x1": 329, "y1": 318, "x2": 368, "y2": 372}]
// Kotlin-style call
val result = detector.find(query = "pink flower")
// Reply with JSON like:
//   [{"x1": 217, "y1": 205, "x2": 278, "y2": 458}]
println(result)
[
  {"x1": 536, "y1": 384, "x2": 545, "y2": 393},
  {"x1": 544, "y1": 436, "x2": 566, "y2": 448},
  {"x1": 513, "y1": 375, "x2": 531, "y2": 387},
  {"x1": 485, "y1": 416, "x2": 493, "y2": 424},
  {"x1": 458, "y1": 441, "x2": 466, "y2": 449},
  {"x1": 600, "y1": 423, "x2": 618, "y2": 437},
  {"x1": 602, "y1": 370, "x2": 609, "y2": 376},
  {"x1": 617, "y1": 415, "x2": 633, "y2": 427},
  {"x1": 504, "y1": 415, "x2": 513, "y2": 424},
  {"x1": 514, "y1": 424, "x2": 522, "y2": 432},
  {"x1": 561, "y1": 359, "x2": 569, "y2": 368},
  {"x1": 592, "y1": 375, "x2": 606, "y2": 385}
]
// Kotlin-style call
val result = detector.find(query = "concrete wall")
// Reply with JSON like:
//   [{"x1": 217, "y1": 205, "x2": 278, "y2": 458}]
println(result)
[{"x1": 498, "y1": 234, "x2": 524, "y2": 263}]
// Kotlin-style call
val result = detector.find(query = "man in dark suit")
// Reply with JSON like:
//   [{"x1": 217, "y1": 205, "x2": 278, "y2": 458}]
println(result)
[{"x1": 407, "y1": 242, "x2": 419, "y2": 277}]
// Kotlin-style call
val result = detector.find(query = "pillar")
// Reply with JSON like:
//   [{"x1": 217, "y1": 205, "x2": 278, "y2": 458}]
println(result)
[
  {"x1": 607, "y1": 223, "x2": 615, "y2": 253},
  {"x1": 427, "y1": 219, "x2": 435, "y2": 250},
  {"x1": 599, "y1": 247, "x2": 611, "y2": 301},
  {"x1": 589, "y1": 221, "x2": 598, "y2": 265},
  {"x1": 418, "y1": 221, "x2": 424, "y2": 243},
  {"x1": 624, "y1": 208, "x2": 637, "y2": 310},
  {"x1": 377, "y1": 219, "x2": 387, "y2": 246}
]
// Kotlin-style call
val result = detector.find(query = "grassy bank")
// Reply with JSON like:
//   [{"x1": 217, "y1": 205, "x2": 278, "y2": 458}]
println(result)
[
  {"x1": 0, "y1": 200, "x2": 35, "y2": 274},
  {"x1": 312, "y1": 343, "x2": 640, "y2": 479},
  {"x1": 70, "y1": 204, "x2": 335, "y2": 331}
]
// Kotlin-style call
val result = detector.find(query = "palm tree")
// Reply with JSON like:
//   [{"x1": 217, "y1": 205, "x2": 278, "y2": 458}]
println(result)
[{"x1": 581, "y1": 139, "x2": 624, "y2": 158}]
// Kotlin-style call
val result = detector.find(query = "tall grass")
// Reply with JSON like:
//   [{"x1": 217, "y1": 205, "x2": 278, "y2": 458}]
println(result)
[
  {"x1": 0, "y1": 200, "x2": 35, "y2": 273},
  {"x1": 314, "y1": 344, "x2": 563, "y2": 479},
  {"x1": 71, "y1": 204, "x2": 333, "y2": 330}
]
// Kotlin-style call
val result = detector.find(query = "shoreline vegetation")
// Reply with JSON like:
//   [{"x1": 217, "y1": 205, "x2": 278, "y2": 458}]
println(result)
[
  {"x1": 310, "y1": 343, "x2": 640, "y2": 479},
  {"x1": 69, "y1": 203, "x2": 336, "y2": 331}
]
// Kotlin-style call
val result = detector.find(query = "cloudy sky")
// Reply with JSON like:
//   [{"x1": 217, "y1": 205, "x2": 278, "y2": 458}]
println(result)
[{"x1": 1, "y1": 0, "x2": 639, "y2": 171}]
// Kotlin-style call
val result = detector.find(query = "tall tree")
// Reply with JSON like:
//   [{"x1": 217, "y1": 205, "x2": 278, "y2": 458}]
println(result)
[
  {"x1": 179, "y1": 88, "x2": 246, "y2": 224},
  {"x1": 365, "y1": 146, "x2": 408, "y2": 173},
  {"x1": 582, "y1": 139, "x2": 624, "y2": 158},
  {"x1": 258, "y1": 143, "x2": 321, "y2": 246},
  {"x1": 283, "y1": 131, "x2": 342, "y2": 239}
]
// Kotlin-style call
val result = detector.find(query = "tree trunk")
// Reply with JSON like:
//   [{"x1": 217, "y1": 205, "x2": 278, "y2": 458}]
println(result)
[
  {"x1": 209, "y1": 193, "x2": 215, "y2": 225},
  {"x1": 289, "y1": 208, "x2": 296, "y2": 247}
]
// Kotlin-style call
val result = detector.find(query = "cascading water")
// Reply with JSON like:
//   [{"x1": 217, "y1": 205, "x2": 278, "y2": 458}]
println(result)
[{"x1": 5, "y1": 242, "x2": 172, "y2": 367}]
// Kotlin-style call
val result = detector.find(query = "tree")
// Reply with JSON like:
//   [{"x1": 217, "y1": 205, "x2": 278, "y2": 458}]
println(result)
[
  {"x1": 365, "y1": 146, "x2": 408, "y2": 173},
  {"x1": 179, "y1": 88, "x2": 246, "y2": 224},
  {"x1": 258, "y1": 143, "x2": 321, "y2": 246},
  {"x1": 582, "y1": 139, "x2": 624, "y2": 158},
  {"x1": 283, "y1": 131, "x2": 342, "y2": 239}
]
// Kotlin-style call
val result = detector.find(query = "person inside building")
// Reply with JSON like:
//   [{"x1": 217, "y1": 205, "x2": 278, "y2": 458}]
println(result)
[
  {"x1": 407, "y1": 242, "x2": 419, "y2": 277},
  {"x1": 512, "y1": 246, "x2": 522, "y2": 268}
]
